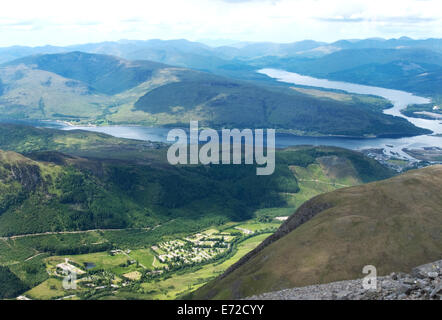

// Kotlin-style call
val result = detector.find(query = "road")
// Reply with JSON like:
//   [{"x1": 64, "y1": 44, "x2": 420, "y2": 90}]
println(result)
[{"x1": 0, "y1": 227, "x2": 152, "y2": 241}]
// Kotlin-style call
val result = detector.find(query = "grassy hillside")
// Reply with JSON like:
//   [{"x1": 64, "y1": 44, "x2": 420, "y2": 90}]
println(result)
[
  {"x1": 190, "y1": 165, "x2": 442, "y2": 299},
  {"x1": 4, "y1": 52, "x2": 167, "y2": 95},
  {"x1": 0, "y1": 52, "x2": 429, "y2": 137}
]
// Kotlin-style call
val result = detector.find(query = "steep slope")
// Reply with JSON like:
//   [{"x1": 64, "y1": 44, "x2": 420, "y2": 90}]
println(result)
[
  {"x1": 190, "y1": 165, "x2": 442, "y2": 299},
  {"x1": 0, "y1": 148, "x2": 295, "y2": 236}
]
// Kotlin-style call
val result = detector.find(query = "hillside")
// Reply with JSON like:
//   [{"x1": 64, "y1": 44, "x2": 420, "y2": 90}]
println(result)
[
  {"x1": 189, "y1": 165, "x2": 442, "y2": 299},
  {"x1": 0, "y1": 148, "x2": 292, "y2": 236},
  {"x1": 0, "y1": 52, "x2": 430, "y2": 137},
  {"x1": 0, "y1": 124, "x2": 395, "y2": 238},
  {"x1": 4, "y1": 52, "x2": 168, "y2": 95}
]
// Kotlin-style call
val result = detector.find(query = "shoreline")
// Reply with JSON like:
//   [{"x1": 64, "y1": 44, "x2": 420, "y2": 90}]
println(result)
[{"x1": 38, "y1": 119, "x2": 427, "y2": 140}]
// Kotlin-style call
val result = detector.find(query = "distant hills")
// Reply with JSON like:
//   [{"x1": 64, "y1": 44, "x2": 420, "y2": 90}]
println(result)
[
  {"x1": 0, "y1": 51, "x2": 428, "y2": 137},
  {"x1": 4, "y1": 52, "x2": 167, "y2": 95},
  {"x1": 189, "y1": 165, "x2": 442, "y2": 299},
  {"x1": 1, "y1": 37, "x2": 442, "y2": 93},
  {"x1": 252, "y1": 48, "x2": 442, "y2": 96},
  {"x1": 2, "y1": 37, "x2": 442, "y2": 64}
]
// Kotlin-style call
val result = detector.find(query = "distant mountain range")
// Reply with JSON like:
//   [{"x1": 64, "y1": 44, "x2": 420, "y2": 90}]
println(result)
[
  {"x1": 250, "y1": 47, "x2": 442, "y2": 96},
  {"x1": 2, "y1": 37, "x2": 442, "y2": 64},
  {"x1": 189, "y1": 165, "x2": 442, "y2": 299}
]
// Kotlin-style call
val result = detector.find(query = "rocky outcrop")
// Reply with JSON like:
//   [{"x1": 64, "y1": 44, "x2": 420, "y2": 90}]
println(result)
[
  {"x1": 247, "y1": 260, "x2": 442, "y2": 300},
  {"x1": 8, "y1": 163, "x2": 42, "y2": 192}
]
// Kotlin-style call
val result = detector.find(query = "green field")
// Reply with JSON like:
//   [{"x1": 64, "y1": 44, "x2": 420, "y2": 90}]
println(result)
[{"x1": 26, "y1": 278, "x2": 75, "y2": 300}]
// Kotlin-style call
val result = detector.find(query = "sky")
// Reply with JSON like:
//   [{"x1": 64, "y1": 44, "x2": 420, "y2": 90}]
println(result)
[{"x1": 0, "y1": 0, "x2": 441, "y2": 47}]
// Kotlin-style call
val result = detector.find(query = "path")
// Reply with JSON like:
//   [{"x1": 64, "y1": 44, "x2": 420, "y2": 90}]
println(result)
[
  {"x1": 298, "y1": 179, "x2": 350, "y2": 187},
  {"x1": 25, "y1": 252, "x2": 45, "y2": 261}
]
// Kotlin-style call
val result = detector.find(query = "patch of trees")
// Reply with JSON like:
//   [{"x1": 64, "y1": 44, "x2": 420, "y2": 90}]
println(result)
[{"x1": 0, "y1": 266, "x2": 28, "y2": 299}]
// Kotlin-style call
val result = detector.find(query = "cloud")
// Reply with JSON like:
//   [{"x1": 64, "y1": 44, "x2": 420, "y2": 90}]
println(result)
[
  {"x1": 0, "y1": 19, "x2": 35, "y2": 27},
  {"x1": 219, "y1": 0, "x2": 278, "y2": 2},
  {"x1": 0, "y1": 0, "x2": 441, "y2": 46},
  {"x1": 317, "y1": 16, "x2": 437, "y2": 24}
]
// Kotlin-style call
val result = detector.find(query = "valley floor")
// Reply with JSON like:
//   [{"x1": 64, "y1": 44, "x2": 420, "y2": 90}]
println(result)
[{"x1": 12, "y1": 220, "x2": 279, "y2": 300}]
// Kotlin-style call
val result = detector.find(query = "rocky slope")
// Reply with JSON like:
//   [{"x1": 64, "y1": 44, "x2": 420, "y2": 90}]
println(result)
[{"x1": 247, "y1": 260, "x2": 442, "y2": 300}]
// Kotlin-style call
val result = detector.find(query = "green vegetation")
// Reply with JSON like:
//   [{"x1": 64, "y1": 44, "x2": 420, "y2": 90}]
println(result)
[
  {"x1": 25, "y1": 278, "x2": 72, "y2": 300},
  {"x1": 39, "y1": 227, "x2": 273, "y2": 300},
  {"x1": 4, "y1": 52, "x2": 166, "y2": 95},
  {"x1": 0, "y1": 266, "x2": 29, "y2": 299},
  {"x1": 132, "y1": 76, "x2": 424, "y2": 137},
  {"x1": 403, "y1": 95, "x2": 442, "y2": 120}
]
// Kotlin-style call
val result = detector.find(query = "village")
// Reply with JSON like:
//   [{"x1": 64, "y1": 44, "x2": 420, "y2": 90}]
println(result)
[{"x1": 152, "y1": 230, "x2": 236, "y2": 267}]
